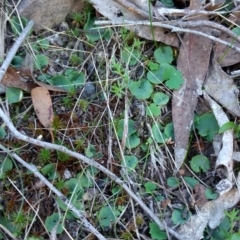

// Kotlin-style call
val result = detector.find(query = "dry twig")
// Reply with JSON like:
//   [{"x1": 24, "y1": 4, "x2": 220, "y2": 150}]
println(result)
[{"x1": 95, "y1": 20, "x2": 240, "y2": 53}]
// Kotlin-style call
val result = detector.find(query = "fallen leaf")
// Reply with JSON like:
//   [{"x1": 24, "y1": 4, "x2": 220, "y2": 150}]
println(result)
[
  {"x1": 31, "y1": 87, "x2": 54, "y2": 128},
  {"x1": 203, "y1": 92, "x2": 234, "y2": 183},
  {"x1": 178, "y1": 188, "x2": 240, "y2": 240},
  {"x1": 2, "y1": 66, "x2": 36, "y2": 92},
  {"x1": 191, "y1": 184, "x2": 208, "y2": 208},
  {"x1": 215, "y1": 34, "x2": 240, "y2": 67},
  {"x1": 89, "y1": 0, "x2": 179, "y2": 47},
  {"x1": 17, "y1": 68, "x2": 67, "y2": 92},
  {"x1": 1, "y1": 66, "x2": 66, "y2": 93},
  {"x1": 204, "y1": 56, "x2": 240, "y2": 117},
  {"x1": 172, "y1": 0, "x2": 212, "y2": 169}
]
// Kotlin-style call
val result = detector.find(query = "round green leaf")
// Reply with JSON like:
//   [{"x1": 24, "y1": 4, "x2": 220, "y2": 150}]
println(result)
[
  {"x1": 45, "y1": 213, "x2": 63, "y2": 234},
  {"x1": 98, "y1": 206, "x2": 120, "y2": 228},
  {"x1": 84, "y1": 144, "x2": 97, "y2": 158},
  {"x1": 147, "y1": 68, "x2": 164, "y2": 84},
  {"x1": 64, "y1": 178, "x2": 83, "y2": 194},
  {"x1": 164, "y1": 123, "x2": 174, "y2": 139},
  {"x1": 230, "y1": 233, "x2": 240, "y2": 240},
  {"x1": 183, "y1": 177, "x2": 199, "y2": 189},
  {"x1": 205, "y1": 188, "x2": 219, "y2": 200},
  {"x1": 122, "y1": 155, "x2": 138, "y2": 171},
  {"x1": 84, "y1": 13, "x2": 112, "y2": 42},
  {"x1": 190, "y1": 155, "x2": 210, "y2": 173},
  {"x1": 11, "y1": 56, "x2": 23, "y2": 67},
  {"x1": 232, "y1": 27, "x2": 240, "y2": 35},
  {"x1": 172, "y1": 208, "x2": 191, "y2": 225},
  {"x1": 68, "y1": 71, "x2": 85, "y2": 87},
  {"x1": 10, "y1": 16, "x2": 29, "y2": 36},
  {"x1": 161, "y1": 0, "x2": 174, "y2": 7},
  {"x1": 0, "y1": 157, "x2": 13, "y2": 179},
  {"x1": 51, "y1": 75, "x2": 72, "y2": 91},
  {"x1": 121, "y1": 48, "x2": 141, "y2": 66},
  {"x1": 154, "y1": 46, "x2": 173, "y2": 64},
  {"x1": 152, "y1": 123, "x2": 167, "y2": 143},
  {"x1": 126, "y1": 134, "x2": 140, "y2": 149},
  {"x1": 129, "y1": 79, "x2": 153, "y2": 100},
  {"x1": 6, "y1": 87, "x2": 23, "y2": 104},
  {"x1": 117, "y1": 119, "x2": 137, "y2": 139},
  {"x1": 146, "y1": 103, "x2": 161, "y2": 117},
  {"x1": 77, "y1": 174, "x2": 94, "y2": 188},
  {"x1": 148, "y1": 61, "x2": 160, "y2": 71},
  {"x1": 144, "y1": 181, "x2": 157, "y2": 194},
  {"x1": 152, "y1": 92, "x2": 170, "y2": 105},
  {"x1": 161, "y1": 64, "x2": 184, "y2": 90},
  {"x1": 196, "y1": 113, "x2": 219, "y2": 141},
  {"x1": 34, "y1": 54, "x2": 48, "y2": 70},
  {"x1": 40, "y1": 163, "x2": 58, "y2": 180},
  {"x1": 36, "y1": 39, "x2": 50, "y2": 49},
  {"x1": 218, "y1": 121, "x2": 235, "y2": 134},
  {"x1": 167, "y1": 177, "x2": 180, "y2": 188},
  {"x1": 149, "y1": 222, "x2": 167, "y2": 240},
  {"x1": 0, "y1": 127, "x2": 6, "y2": 139}
]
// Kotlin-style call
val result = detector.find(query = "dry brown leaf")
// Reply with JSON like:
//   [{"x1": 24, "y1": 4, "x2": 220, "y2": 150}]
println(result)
[
  {"x1": 191, "y1": 184, "x2": 208, "y2": 208},
  {"x1": 1, "y1": 66, "x2": 66, "y2": 93},
  {"x1": 1, "y1": 66, "x2": 36, "y2": 92},
  {"x1": 31, "y1": 87, "x2": 54, "y2": 128},
  {"x1": 215, "y1": 34, "x2": 240, "y2": 67},
  {"x1": 17, "y1": 68, "x2": 67, "y2": 92},
  {"x1": 172, "y1": 0, "x2": 212, "y2": 169},
  {"x1": 89, "y1": 0, "x2": 179, "y2": 47},
  {"x1": 204, "y1": 56, "x2": 240, "y2": 117}
]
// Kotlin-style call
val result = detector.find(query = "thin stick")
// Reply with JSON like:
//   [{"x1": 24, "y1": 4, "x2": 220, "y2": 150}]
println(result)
[
  {"x1": 0, "y1": 106, "x2": 183, "y2": 240},
  {"x1": 94, "y1": 20, "x2": 240, "y2": 53},
  {"x1": 170, "y1": 20, "x2": 240, "y2": 44},
  {"x1": 0, "y1": 20, "x2": 34, "y2": 82}
]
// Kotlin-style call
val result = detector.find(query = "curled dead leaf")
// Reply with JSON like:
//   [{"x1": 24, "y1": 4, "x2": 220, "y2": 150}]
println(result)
[
  {"x1": 178, "y1": 188, "x2": 240, "y2": 240},
  {"x1": 1, "y1": 66, "x2": 66, "y2": 93},
  {"x1": 203, "y1": 92, "x2": 234, "y2": 184},
  {"x1": 1, "y1": 66, "x2": 36, "y2": 92}
]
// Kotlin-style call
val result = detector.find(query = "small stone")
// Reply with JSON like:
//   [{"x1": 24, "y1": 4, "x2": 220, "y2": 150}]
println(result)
[
  {"x1": 18, "y1": 0, "x2": 85, "y2": 32},
  {"x1": 59, "y1": 22, "x2": 69, "y2": 32},
  {"x1": 81, "y1": 83, "x2": 96, "y2": 99},
  {"x1": 63, "y1": 169, "x2": 72, "y2": 179}
]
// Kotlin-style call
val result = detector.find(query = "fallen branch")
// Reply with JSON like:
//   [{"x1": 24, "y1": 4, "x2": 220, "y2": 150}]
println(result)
[
  {"x1": 155, "y1": 7, "x2": 227, "y2": 17},
  {"x1": 0, "y1": 106, "x2": 183, "y2": 240},
  {"x1": 0, "y1": 20, "x2": 34, "y2": 83},
  {"x1": 95, "y1": 20, "x2": 240, "y2": 53}
]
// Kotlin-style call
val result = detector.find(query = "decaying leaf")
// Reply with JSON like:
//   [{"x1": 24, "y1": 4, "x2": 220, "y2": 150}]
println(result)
[
  {"x1": 1, "y1": 66, "x2": 36, "y2": 92},
  {"x1": 178, "y1": 188, "x2": 240, "y2": 240},
  {"x1": 204, "y1": 92, "x2": 234, "y2": 183},
  {"x1": 31, "y1": 87, "x2": 54, "y2": 128},
  {"x1": 204, "y1": 56, "x2": 240, "y2": 117},
  {"x1": 191, "y1": 184, "x2": 208, "y2": 208},
  {"x1": 172, "y1": 0, "x2": 212, "y2": 169},
  {"x1": 17, "y1": 68, "x2": 67, "y2": 92},
  {"x1": 89, "y1": 0, "x2": 179, "y2": 47},
  {"x1": 1, "y1": 66, "x2": 66, "y2": 93},
  {"x1": 215, "y1": 34, "x2": 240, "y2": 67}
]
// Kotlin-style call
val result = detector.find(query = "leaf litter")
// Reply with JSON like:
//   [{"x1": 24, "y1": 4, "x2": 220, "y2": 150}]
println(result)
[{"x1": 2, "y1": 0, "x2": 240, "y2": 239}]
